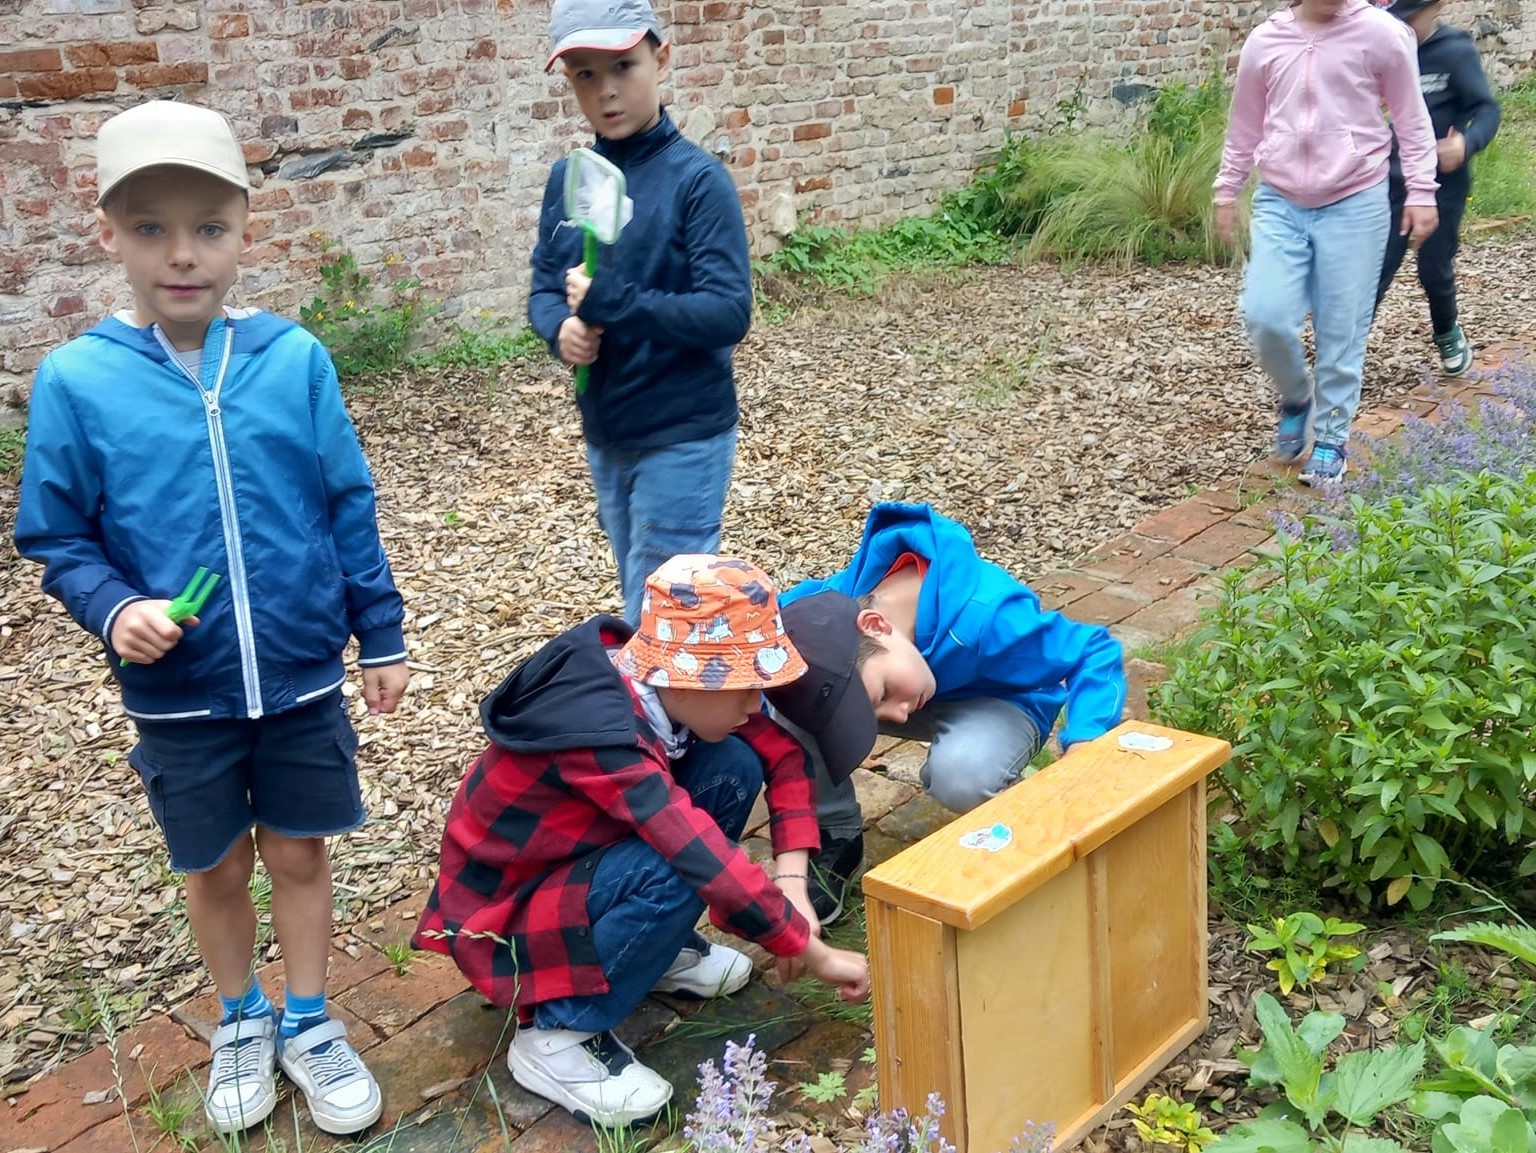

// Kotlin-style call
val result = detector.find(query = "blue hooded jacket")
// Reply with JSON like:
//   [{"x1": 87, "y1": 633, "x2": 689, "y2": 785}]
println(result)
[
  {"x1": 14, "y1": 310, "x2": 406, "y2": 722},
  {"x1": 780, "y1": 503, "x2": 1126, "y2": 749},
  {"x1": 527, "y1": 110, "x2": 752, "y2": 452}
]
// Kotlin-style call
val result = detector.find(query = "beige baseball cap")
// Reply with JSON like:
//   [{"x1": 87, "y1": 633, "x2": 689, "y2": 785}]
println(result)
[{"x1": 95, "y1": 100, "x2": 250, "y2": 207}]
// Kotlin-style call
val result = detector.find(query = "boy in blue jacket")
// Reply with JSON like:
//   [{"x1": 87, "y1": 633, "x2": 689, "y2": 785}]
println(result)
[
  {"x1": 768, "y1": 503, "x2": 1128, "y2": 923},
  {"x1": 14, "y1": 101, "x2": 408, "y2": 1138},
  {"x1": 528, "y1": 0, "x2": 753, "y2": 623},
  {"x1": 1374, "y1": 0, "x2": 1501, "y2": 376}
]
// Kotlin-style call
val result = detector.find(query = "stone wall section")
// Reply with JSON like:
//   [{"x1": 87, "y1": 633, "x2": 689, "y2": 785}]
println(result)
[{"x1": 1, "y1": 0, "x2": 1532, "y2": 411}]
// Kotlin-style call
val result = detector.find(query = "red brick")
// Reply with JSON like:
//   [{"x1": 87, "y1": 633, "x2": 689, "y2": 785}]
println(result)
[
  {"x1": 1120, "y1": 553, "x2": 1209, "y2": 600},
  {"x1": 932, "y1": 85, "x2": 955, "y2": 105},
  {"x1": 402, "y1": 144, "x2": 437, "y2": 168},
  {"x1": 1034, "y1": 569, "x2": 1105, "y2": 611},
  {"x1": 0, "y1": 47, "x2": 62, "y2": 72},
  {"x1": 792, "y1": 121, "x2": 831, "y2": 142},
  {"x1": 339, "y1": 55, "x2": 373, "y2": 79},
  {"x1": 726, "y1": 107, "x2": 749, "y2": 129},
  {"x1": 209, "y1": 12, "x2": 251, "y2": 37},
  {"x1": 17, "y1": 69, "x2": 117, "y2": 99},
  {"x1": 242, "y1": 141, "x2": 277, "y2": 163},
  {"x1": 1133, "y1": 497, "x2": 1233, "y2": 544},
  {"x1": 124, "y1": 62, "x2": 209, "y2": 88},
  {"x1": 46, "y1": 293, "x2": 85, "y2": 317},
  {"x1": 0, "y1": 77, "x2": 16, "y2": 98},
  {"x1": 66, "y1": 42, "x2": 157, "y2": 67},
  {"x1": 1068, "y1": 588, "x2": 1146, "y2": 627},
  {"x1": 1077, "y1": 532, "x2": 1177, "y2": 580},
  {"x1": 335, "y1": 952, "x2": 470, "y2": 1037},
  {"x1": 795, "y1": 174, "x2": 831, "y2": 193},
  {"x1": 1122, "y1": 583, "x2": 1220, "y2": 639},
  {"x1": 343, "y1": 107, "x2": 373, "y2": 130},
  {"x1": 1008, "y1": 99, "x2": 1027, "y2": 117},
  {"x1": 1171, "y1": 520, "x2": 1274, "y2": 569}
]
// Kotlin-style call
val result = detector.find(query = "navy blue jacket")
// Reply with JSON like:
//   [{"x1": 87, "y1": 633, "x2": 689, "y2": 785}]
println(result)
[
  {"x1": 527, "y1": 111, "x2": 752, "y2": 452},
  {"x1": 15, "y1": 311, "x2": 407, "y2": 722},
  {"x1": 1391, "y1": 24, "x2": 1501, "y2": 190}
]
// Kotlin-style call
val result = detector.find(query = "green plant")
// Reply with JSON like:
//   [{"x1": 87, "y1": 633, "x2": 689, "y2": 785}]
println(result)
[
  {"x1": 1432, "y1": 922, "x2": 1536, "y2": 968},
  {"x1": 0, "y1": 427, "x2": 24, "y2": 477},
  {"x1": 423, "y1": 317, "x2": 546, "y2": 369},
  {"x1": 1209, "y1": 992, "x2": 1424, "y2": 1153},
  {"x1": 798, "y1": 1069, "x2": 848, "y2": 1104},
  {"x1": 1155, "y1": 472, "x2": 1536, "y2": 911},
  {"x1": 300, "y1": 237, "x2": 432, "y2": 378},
  {"x1": 1126, "y1": 1092, "x2": 1216, "y2": 1152},
  {"x1": 1466, "y1": 76, "x2": 1536, "y2": 225},
  {"x1": 142, "y1": 1071, "x2": 201, "y2": 1152},
  {"x1": 1246, "y1": 912, "x2": 1366, "y2": 995},
  {"x1": 1411, "y1": 1022, "x2": 1536, "y2": 1152},
  {"x1": 382, "y1": 940, "x2": 413, "y2": 977}
]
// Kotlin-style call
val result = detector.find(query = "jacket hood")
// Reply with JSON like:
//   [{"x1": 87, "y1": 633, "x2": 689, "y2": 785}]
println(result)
[
  {"x1": 1271, "y1": 0, "x2": 1373, "y2": 29},
  {"x1": 480, "y1": 616, "x2": 645, "y2": 752},
  {"x1": 86, "y1": 309, "x2": 298, "y2": 361}
]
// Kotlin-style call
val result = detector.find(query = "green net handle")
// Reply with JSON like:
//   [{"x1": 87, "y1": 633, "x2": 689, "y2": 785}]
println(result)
[{"x1": 574, "y1": 225, "x2": 600, "y2": 396}]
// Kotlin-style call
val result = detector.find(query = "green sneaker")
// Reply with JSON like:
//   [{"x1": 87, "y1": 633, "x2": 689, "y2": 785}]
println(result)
[{"x1": 1433, "y1": 324, "x2": 1473, "y2": 377}]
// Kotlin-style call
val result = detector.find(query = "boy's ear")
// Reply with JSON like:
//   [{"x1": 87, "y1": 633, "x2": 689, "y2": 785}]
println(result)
[
  {"x1": 855, "y1": 607, "x2": 893, "y2": 638},
  {"x1": 96, "y1": 207, "x2": 122, "y2": 262},
  {"x1": 653, "y1": 39, "x2": 671, "y2": 78}
]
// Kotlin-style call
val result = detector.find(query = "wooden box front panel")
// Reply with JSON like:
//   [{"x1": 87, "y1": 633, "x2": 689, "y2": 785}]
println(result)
[{"x1": 956, "y1": 858, "x2": 1097, "y2": 1153}]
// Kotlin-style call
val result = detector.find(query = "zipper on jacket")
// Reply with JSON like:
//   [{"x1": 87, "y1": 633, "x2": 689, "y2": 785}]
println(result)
[{"x1": 154, "y1": 323, "x2": 265, "y2": 718}]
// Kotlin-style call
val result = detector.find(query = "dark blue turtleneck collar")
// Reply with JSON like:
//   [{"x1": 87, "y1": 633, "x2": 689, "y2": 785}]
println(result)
[{"x1": 591, "y1": 107, "x2": 678, "y2": 169}]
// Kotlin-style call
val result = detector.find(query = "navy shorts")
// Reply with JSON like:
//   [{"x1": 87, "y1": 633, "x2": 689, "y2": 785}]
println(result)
[{"x1": 128, "y1": 691, "x2": 366, "y2": 873}]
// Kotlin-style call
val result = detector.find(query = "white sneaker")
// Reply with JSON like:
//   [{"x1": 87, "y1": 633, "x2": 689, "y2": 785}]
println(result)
[
  {"x1": 506, "y1": 1026, "x2": 672, "y2": 1127},
  {"x1": 277, "y1": 1018, "x2": 383, "y2": 1135},
  {"x1": 204, "y1": 1015, "x2": 278, "y2": 1134},
  {"x1": 652, "y1": 938, "x2": 753, "y2": 998}
]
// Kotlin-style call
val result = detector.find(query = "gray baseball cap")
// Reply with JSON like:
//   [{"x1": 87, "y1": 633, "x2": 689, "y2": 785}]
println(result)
[{"x1": 545, "y1": 0, "x2": 664, "y2": 73}]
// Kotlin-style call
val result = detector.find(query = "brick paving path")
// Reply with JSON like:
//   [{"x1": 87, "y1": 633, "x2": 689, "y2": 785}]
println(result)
[{"x1": 2, "y1": 365, "x2": 1515, "y2": 1153}]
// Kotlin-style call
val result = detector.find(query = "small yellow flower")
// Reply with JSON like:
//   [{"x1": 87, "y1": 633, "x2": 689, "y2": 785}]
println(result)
[{"x1": 345, "y1": 299, "x2": 356, "y2": 309}]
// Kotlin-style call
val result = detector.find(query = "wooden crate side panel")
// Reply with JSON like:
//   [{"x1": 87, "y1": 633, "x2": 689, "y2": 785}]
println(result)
[
  {"x1": 867, "y1": 898, "x2": 967, "y2": 1149},
  {"x1": 1101, "y1": 786, "x2": 1202, "y2": 1084},
  {"x1": 956, "y1": 859, "x2": 1096, "y2": 1153}
]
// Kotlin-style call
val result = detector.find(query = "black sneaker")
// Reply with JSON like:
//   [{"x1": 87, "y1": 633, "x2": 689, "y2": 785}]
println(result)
[{"x1": 809, "y1": 832, "x2": 866, "y2": 926}]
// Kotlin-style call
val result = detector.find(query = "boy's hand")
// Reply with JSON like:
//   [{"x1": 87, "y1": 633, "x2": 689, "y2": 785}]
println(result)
[
  {"x1": 1402, "y1": 204, "x2": 1440, "y2": 249},
  {"x1": 1213, "y1": 203, "x2": 1240, "y2": 247},
  {"x1": 794, "y1": 936, "x2": 870, "y2": 1003},
  {"x1": 362, "y1": 662, "x2": 410, "y2": 715},
  {"x1": 557, "y1": 317, "x2": 603, "y2": 366},
  {"x1": 565, "y1": 265, "x2": 593, "y2": 312},
  {"x1": 112, "y1": 599, "x2": 192, "y2": 664},
  {"x1": 1437, "y1": 127, "x2": 1467, "y2": 174}
]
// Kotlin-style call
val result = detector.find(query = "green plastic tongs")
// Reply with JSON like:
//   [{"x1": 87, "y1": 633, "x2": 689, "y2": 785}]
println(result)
[{"x1": 119, "y1": 567, "x2": 221, "y2": 667}]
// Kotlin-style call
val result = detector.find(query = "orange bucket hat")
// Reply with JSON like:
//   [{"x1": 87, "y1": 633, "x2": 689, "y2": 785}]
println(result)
[{"x1": 614, "y1": 555, "x2": 808, "y2": 691}]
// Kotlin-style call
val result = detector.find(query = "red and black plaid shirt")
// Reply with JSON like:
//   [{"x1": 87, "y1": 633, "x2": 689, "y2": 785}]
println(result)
[{"x1": 413, "y1": 619, "x2": 819, "y2": 1009}]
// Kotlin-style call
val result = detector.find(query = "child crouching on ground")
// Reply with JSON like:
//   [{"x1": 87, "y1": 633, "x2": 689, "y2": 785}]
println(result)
[{"x1": 414, "y1": 557, "x2": 871, "y2": 1127}]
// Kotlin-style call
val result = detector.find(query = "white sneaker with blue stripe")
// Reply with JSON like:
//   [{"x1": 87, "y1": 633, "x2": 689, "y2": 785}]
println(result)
[{"x1": 277, "y1": 1017, "x2": 383, "y2": 1135}]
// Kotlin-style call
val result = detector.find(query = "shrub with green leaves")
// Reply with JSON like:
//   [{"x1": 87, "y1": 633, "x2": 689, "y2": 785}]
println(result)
[
  {"x1": 300, "y1": 238, "x2": 433, "y2": 378},
  {"x1": 1156, "y1": 471, "x2": 1536, "y2": 911},
  {"x1": 1412, "y1": 1022, "x2": 1536, "y2": 1152},
  {"x1": 1209, "y1": 992, "x2": 1424, "y2": 1153},
  {"x1": 1246, "y1": 912, "x2": 1365, "y2": 995}
]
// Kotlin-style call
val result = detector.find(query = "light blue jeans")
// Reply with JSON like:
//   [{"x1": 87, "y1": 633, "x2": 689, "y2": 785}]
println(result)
[
  {"x1": 774, "y1": 698, "x2": 1042, "y2": 840},
  {"x1": 585, "y1": 426, "x2": 738, "y2": 623},
  {"x1": 1241, "y1": 180, "x2": 1391, "y2": 448}
]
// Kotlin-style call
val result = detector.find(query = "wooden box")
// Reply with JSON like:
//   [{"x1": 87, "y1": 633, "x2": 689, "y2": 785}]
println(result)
[{"x1": 861, "y1": 720, "x2": 1231, "y2": 1152}]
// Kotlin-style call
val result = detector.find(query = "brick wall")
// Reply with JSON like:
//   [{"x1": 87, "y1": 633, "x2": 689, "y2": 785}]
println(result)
[{"x1": 2, "y1": 0, "x2": 1533, "y2": 413}]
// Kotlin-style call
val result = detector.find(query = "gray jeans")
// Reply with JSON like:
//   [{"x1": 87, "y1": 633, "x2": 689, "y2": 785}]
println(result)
[{"x1": 774, "y1": 697, "x2": 1043, "y2": 841}]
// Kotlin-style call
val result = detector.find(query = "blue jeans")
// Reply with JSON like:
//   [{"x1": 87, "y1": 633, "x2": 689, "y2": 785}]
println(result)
[
  {"x1": 532, "y1": 734, "x2": 763, "y2": 1034},
  {"x1": 586, "y1": 427, "x2": 738, "y2": 623},
  {"x1": 774, "y1": 697, "x2": 1042, "y2": 839},
  {"x1": 1241, "y1": 180, "x2": 1391, "y2": 447}
]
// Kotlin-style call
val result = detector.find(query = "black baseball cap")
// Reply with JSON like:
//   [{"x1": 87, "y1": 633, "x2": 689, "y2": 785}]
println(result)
[
  {"x1": 1386, "y1": 0, "x2": 1438, "y2": 18},
  {"x1": 767, "y1": 591, "x2": 877, "y2": 783}
]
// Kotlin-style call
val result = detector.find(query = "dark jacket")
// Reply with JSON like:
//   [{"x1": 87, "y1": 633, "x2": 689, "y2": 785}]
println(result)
[
  {"x1": 413, "y1": 617, "x2": 817, "y2": 1009},
  {"x1": 527, "y1": 111, "x2": 753, "y2": 452},
  {"x1": 14, "y1": 311, "x2": 406, "y2": 721},
  {"x1": 1390, "y1": 24, "x2": 1501, "y2": 190}
]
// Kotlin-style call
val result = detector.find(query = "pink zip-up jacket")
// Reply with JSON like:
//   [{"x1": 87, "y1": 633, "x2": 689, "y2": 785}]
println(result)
[{"x1": 1213, "y1": 0, "x2": 1438, "y2": 209}]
